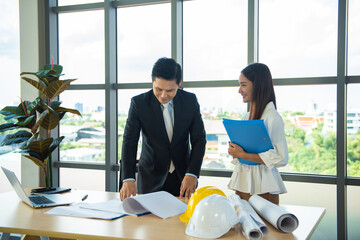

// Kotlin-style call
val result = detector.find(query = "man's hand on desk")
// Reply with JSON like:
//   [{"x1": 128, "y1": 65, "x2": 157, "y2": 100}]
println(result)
[
  {"x1": 179, "y1": 175, "x2": 197, "y2": 199},
  {"x1": 120, "y1": 181, "x2": 137, "y2": 201}
]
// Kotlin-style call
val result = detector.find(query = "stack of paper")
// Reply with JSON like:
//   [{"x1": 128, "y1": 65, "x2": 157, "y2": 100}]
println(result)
[{"x1": 46, "y1": 191, "x2": 187, "y2": 220}]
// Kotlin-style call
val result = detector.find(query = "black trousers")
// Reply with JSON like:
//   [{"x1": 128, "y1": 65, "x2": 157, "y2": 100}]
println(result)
[{"x1": 160, "y1": 170, "x2": 181, "y2": 197}]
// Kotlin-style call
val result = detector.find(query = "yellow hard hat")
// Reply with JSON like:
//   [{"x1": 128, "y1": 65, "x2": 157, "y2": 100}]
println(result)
[{"x1": 179, "y1": 186, "x2": 226, "y2": 223}]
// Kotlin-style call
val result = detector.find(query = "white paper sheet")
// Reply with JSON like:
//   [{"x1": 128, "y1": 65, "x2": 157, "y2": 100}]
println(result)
[
  {"x1": 79, "y1": 198, "x2": 139, "y2": 216},
  {"x1": 122, "y1": 191, "x2": 187, "y2": 219},
  {"x1": 45, "y1": 204, "x2": 126, "y2": 220},
  {"x1": 248, "y1": 195, "x2": 299, "y2": 233},
  {"x1": 46, "y1": 191, "x2": 186, "y2": 220},
  {"x1": 228, "y1": 194, "x2": 267, "y2": 240}
]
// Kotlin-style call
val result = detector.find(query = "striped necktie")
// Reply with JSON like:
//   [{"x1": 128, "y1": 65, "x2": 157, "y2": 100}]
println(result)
[{"x1": 162, "y1": 103, "x2": 175, "y2": 173}]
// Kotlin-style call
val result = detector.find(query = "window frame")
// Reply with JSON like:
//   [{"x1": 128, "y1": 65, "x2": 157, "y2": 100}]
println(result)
[{"x1": 44, "y1": 1, "x2": 360, "y2": 239}]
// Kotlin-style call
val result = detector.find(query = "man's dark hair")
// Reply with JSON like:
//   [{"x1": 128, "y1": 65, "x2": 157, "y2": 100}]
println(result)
[{"x1": 151, "y1": 57, "x2": 182, "y2": 85}]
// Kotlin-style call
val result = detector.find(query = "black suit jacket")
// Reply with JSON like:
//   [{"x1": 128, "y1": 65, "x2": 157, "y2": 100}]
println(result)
[{"x1": 120, "y1": 89, "x2": 206, "y2": 194}]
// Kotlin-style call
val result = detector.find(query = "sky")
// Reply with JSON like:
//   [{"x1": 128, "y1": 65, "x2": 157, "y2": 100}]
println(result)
[{"x1": 1, "y1": 0, "x2": 360, "y2": 115}]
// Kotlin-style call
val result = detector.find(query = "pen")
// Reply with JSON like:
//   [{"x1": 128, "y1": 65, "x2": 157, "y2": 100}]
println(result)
[{"x1": 82, "y1": 194, "x2": 88, "y2": 201}]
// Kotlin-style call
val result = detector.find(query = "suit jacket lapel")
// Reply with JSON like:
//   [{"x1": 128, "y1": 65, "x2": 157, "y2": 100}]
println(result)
[
  {"x1": 150, "y1": 93, "x2": 171, "y2": 144},
  {"x1": 172, "y1": 94, "x2": 182, "y2": 146}
]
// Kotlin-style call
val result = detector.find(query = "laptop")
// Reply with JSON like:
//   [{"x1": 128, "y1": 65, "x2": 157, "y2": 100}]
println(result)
[{"x1": 2, "y1": 166, "x2": 77, "y2": 208}]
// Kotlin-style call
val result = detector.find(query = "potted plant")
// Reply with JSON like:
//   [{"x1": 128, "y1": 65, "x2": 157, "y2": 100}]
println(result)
[{"x1": 0, "y1": 63, "x2": 81, "y2": 189}]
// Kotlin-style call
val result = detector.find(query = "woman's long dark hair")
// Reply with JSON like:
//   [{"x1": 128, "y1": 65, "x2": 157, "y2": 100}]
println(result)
[{"x1": 241, "y1": 63, "x2": 276, "y2": 120}]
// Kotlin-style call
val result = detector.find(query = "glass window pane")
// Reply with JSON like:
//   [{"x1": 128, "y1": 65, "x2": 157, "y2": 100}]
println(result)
[
  {"x1": 259, "y1": 0, "x2": 338, "y2": 78},
  {"x1": 281, "y1": 182, "x2": 336, "y2": 239},
  {"x1": 60, "y1": 168, "x2": 105, "y2": 191},
  {"x1": 348, "y1": 186, "x2": 360, "y2": 240},
  {"x1": 60, "y1": 90, "x2": 105, "y2": 163},
  {"x1": 275, "y1": 85, "x2": 337, "y2": 175},
  {"x1": 58, "y1": 0, "x2": 102, "y2": 6},
  {"x1": 59, "y1": 10, "x2": 104, "y2": 84},
  {"x1": 118, "y1": 89, "x2": 147, "y2": 162},
  {"x1": 117, "y1": 4, "x2": 171, "y2": 83},
  {"x1": 186, "y1": 87, "x2": 247, "y2": 170},
  {"x1": 348, "y1": 0, "x2": 360, "y2": 75},
  {"x1": 183, "y1": 0, "x2": 248, "y2": 81},
  {"x1": 0, "y1": 1, "x2": 21, "y2": 193},
  {"x1": 347, "y1": 84, "x2": 360, "y2": 177}
]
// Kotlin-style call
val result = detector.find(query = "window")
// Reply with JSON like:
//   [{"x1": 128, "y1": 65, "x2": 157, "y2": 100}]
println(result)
[
  {"x1": 60, "y1": 168, "x2": 105, "y2": 191},
  {"x1": 118, "y1": 89, "x2": 147, "y2": 162},
  {"x1": 183, "y1": 0, "x2": 247, "y2": 81},
  {"x1": 348, "y1": 186, "x2": 360, "y2": 239},
  {"x1": 59, "y1": 10, "x2": 105, "y2": 84},
  {"x1": 276, "y1": 85, "x2": 337, "y2": 175},
  {"x1": 45, "y1": 1, "x2": 359, "y2": 239},
  {"x1": 348, "y1": 0, "x2": 360, "y2": 75},
  {"x1": 60, "y1": 90, "x2": 105, "y2": 163},
  {"x1": 282, "y1": 181, "x2": 337, "y2": 238},
  {"x1": 347, "y1": 84, "x2": 360, "y2": 177},
  {"x1": 186, "y1": 87, "x2": 247, "y2": 170},
  {"x1": 0, "y1": 1, "x2": 21, "y2": 193},
  {"x1": 259, "y1": 0, "x2": 338, "y2": 78},
  {"x1": 117, "y1": 3, "x2": 171, "y2": 83},
  {"x1": 58, "y1": 0, "x2": 102, "y2": 6}
]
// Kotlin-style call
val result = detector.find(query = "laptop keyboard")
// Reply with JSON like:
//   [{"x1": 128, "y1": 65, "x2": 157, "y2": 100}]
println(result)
[{"x1": 29, "y1": 195, "x2": 55, "y2": 204}]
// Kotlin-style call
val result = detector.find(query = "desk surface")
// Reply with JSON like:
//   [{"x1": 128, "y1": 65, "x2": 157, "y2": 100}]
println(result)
[{"x1": 0, "y1": 190, "x2": 325, "y2": 240}]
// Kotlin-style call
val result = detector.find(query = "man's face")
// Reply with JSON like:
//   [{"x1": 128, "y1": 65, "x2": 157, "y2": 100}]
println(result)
[{"x1": 153, "y1": 77, "x2": 181, "y2": 104}]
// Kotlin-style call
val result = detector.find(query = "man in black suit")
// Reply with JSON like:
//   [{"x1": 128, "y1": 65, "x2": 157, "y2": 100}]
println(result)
[{"x1": 120, "y1": 57, "x2": 206, "y2": 200}]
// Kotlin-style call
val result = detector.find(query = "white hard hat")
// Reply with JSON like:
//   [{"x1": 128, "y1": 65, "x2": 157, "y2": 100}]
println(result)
[{"x1": 185, "y1": 194, "x2": 239, "y2": 239}]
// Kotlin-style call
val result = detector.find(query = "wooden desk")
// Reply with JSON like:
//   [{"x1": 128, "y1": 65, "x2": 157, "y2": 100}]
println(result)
[{"x1": 0, "y1": 190, "x2": 325, "y2": 240}]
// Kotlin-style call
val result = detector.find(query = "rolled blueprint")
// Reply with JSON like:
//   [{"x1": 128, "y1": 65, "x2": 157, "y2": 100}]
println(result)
[
  {"x1": 228, "y1": 194, "x2": 268, "y2": 240},
  {"x1": 248, "y1": 195, "x2": 299, "y2": 233}
]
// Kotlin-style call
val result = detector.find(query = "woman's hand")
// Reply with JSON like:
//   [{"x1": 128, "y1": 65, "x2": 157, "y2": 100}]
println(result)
[
  {"x1": 228, "y1": 141, "x2": 265, "y2": 165},
  {"x1": 228, "y1": 142, "x2": 245, "y2": 158}
]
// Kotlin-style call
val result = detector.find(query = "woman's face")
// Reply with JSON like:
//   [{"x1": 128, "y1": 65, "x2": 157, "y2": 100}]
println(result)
[{"x1": 238, "y1": 73, "x2": 253, "y2": 103}]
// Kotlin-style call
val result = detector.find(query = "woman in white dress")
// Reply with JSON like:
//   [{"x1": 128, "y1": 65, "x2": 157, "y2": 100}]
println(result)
[{"x1": 227, "y1": 63, "x2": 288, "y2": 204}]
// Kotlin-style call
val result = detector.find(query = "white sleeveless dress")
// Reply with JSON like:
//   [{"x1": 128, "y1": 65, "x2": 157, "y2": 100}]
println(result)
[{"x1": 227, "y1": 102, "x2": 288, "y2": 195}]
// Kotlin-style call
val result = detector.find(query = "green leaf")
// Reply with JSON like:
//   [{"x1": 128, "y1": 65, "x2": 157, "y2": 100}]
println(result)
[
  {"x1": 28, "y1": 138, "x2": 54, "y2": 160},
  {"x1": 22, "y1": 77, "x2": 47, "y2": 96},
  {"x1": 16, "y1": 115, "x2": 36, "y2": 127},
  {"x1": 0, "y1": 130, "x2": 33, "y2": 146},
  {"x1": 0, "y1": 104, "x2": 26, "y2": 119},
  {"x1": 21, "y1": 71, "x2": 49, "y2": 86},
  {"x1": 48, "y1": 136, "x2": 65, "y2": 154},
  {"x1": 36, "y1": 69, "x2": 51, "y2": 78},
  {"x1": 44, "y1": 64, "x2": 63, "y2": 75},
  {"x1": 31, "y1": 109, "x2": 49, "y2": 133},
  {"x1": 46, "y1": 79, "x2": 76, "y2": 100},
  {"x1": 0, "y1": 122, "x2": 19, "y2": 132},
  {"x1": 28, "y1": 97, "x2": 41, "y2": 116},
  {"x1": 41, "y1": 110, "x2": 60, "y2": 130},
  {"x1": 55, "y1": 106, "x2": 82, "y2": 116},
  {"x1": 23, "y1": 155, "x2": 46, "y2": 169},
  {"x1": 19, "y1": 132, "x2": 39, "y2": 150},
  {"x1": 50, "y1": 101, "x2": 62, "y2": 109}
]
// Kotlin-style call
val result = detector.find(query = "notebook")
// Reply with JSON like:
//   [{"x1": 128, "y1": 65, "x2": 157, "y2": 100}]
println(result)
[{"x1": 1, "y1": 166, "x2": 77, "y2": 208}]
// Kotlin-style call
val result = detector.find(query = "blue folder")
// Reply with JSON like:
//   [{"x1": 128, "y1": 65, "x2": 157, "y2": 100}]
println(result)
[{"x1": 222, "y1": 118, "x2": 273, "y2": 165}]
